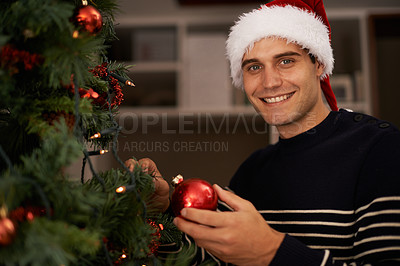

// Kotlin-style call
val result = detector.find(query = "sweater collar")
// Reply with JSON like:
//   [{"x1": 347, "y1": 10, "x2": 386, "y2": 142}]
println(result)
[{"x1": 277, "y1": 110, "x2": 343, "y2": 153}]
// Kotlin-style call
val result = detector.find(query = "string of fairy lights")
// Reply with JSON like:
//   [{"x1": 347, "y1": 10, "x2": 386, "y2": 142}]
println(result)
[{"x1": 75, "y1": 55, "x2": 151, "y2": 263}]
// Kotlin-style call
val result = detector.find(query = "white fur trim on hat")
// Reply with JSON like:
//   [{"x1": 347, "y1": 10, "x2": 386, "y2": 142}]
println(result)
[{"x1": 226, "y1": 5, "x2": 334, "y2": 89}]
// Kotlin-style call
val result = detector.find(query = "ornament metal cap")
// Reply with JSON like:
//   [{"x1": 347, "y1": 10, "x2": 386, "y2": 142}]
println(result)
[{"x1": 171, "y1": 174, "x2": 184, "y2": 187}]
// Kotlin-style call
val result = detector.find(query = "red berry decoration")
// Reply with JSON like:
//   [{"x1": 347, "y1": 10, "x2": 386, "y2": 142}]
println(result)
[
  {"x1": 171, "y1": 175, "x2": 218, "y2": 217},
  {"x1": 74, "y1": 5, "x2": 103, "y2": 35},
  {"x1": 147, "y1": 219, "x2": 162, "y2": 255}
]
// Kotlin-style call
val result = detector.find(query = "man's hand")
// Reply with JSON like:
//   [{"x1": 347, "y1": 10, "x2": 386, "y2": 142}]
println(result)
[
  {"x1": 173, "y1": 184, "x2": 285, "y2": 265},
  {"x1": 125, "y1": 158, "x2": 170, "y2": 213}
]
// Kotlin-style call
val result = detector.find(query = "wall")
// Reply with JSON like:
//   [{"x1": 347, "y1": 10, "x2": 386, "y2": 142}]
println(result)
[
  {"x1": 371, "y1": 15, "x2": 400, "y2": 128},
  {"x1": 116, "y1": 0, "x2": 400, "y2": 18}
]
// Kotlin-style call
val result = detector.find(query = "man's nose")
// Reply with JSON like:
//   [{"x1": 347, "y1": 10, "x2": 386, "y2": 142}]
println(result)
[{"x1": 262, "y1": 67, "x2": 283, "y2": 90}]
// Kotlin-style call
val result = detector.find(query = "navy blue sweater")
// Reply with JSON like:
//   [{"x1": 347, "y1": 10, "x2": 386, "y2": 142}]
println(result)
[{"x1": 229, "y1": 109, "x2": 400, "y2": 265}]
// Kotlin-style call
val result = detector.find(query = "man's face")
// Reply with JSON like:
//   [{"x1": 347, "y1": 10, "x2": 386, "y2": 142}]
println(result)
[{"x1": 242, "y1": 38, "x2": 327, "y2": 135}]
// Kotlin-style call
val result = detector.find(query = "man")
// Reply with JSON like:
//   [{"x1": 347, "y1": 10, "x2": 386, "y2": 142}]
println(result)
[{"x1": 126, "y1": 0, "x2": 400, "y2": 264}]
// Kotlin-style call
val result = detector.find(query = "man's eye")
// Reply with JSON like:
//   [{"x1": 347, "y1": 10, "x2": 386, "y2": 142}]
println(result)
[
  {"x1": 248, "y1": 65, "x2": 262, "y2": 71},
  {"x1": 281, "y1": 59, "x2": 293, "y2": 65}
]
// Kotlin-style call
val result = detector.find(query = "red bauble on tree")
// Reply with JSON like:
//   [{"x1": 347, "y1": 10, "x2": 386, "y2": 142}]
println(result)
[
  {"x1": 0, "y1": 217, "x2": 16, "y2": 246},
  {"x1": 0, "y1": 206, "x2": 17, "y2": 246},
  {"x1": 171, "y1": 175, "x2": 218, "y2": 217},
  {"x1": 74, "y1": 5, "x2": 103, "y2": 35}
]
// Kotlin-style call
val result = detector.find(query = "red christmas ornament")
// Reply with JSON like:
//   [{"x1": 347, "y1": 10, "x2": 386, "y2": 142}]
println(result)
[
  {"x1": 74, "y1": 5, "x2": 103, "y2": 34},
  {"x1": 0, "y1": 217, "x2": 16, "y2": 246},
  {"x1": 171, "y1": 175, "x2": 218, "y2": 217}
]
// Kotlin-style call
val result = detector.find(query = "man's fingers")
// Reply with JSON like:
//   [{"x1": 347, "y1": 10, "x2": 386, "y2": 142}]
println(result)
[
  {"x1": 174, "y1": 216, "x2": 219, "y2": 241},
  {"x1": 138, "y1": 158, "x2": 160, "y2": 176},
  {"x1": 125, "y1": 158, "x2": 161, "y2": 176},
  {"x1": 124, "y1": 158, "x2": 137, "y2": 172},
  {"x1": 153, "y1": 176, "x2": 169, "y2": 195},
  {"x1": 138, "y1": 158, "x2": 150, "y2": 173},
  {"x1": 179, "y1": 207, "x2": 229, "y2": 228},
  {"x1": 213, "y1": 184, "x2": 249, "y2": 211}
]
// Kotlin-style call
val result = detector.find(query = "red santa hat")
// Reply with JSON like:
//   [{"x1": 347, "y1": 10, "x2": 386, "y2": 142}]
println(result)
[{"x1": 226, "y1": 0, "x2": 338, "y2": 111}]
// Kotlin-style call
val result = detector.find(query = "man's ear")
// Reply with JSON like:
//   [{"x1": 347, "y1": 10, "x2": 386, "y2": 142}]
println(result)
[{"x1": 315, "y1": 60, "x2": 325, "y2": 77}]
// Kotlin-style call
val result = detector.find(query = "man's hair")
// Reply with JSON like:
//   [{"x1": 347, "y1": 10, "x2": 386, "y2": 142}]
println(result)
[{"x1": 309, "y1": 54, "x2": 316, "y2": 64}]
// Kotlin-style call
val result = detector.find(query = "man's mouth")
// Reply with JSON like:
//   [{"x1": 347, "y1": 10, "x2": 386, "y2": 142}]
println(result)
[{"x1": 262, "y1": 92, "x2": 295, "y2": 104}]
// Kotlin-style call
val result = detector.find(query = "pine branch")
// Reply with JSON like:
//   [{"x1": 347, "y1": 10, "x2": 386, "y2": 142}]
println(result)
[
  {"x1": 0, "y1": 0, "x2": 194, "y2": 264},
  {"x1": 151, "y1": 213, "x2": 183, "y2": 244},
  {"x1": 43, "y1": 35, "x2": 107, "y2": 90},
  {"x1": 0, "y1": 218, "x2": 101, "y2": 266},
  {"x1": 83, "y1": 167, "x2": 157, "y2": 261},
  {"x1": 4, "y1": 0, "x2": 74, "y2": 41}
]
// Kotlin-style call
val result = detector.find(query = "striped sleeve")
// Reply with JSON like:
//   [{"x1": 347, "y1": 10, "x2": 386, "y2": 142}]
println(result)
[
  {"x1": 260, "y1": 208, "x2": 357, "y2": 263},
  {"x1": 351, "y1": 130, "x2": 400, "y2": 264},
  {"x1": 264, "y1": 197, "x2": 400, "y2": 265},
  {"x1": 350, "y1": 197, "x2": 400, "y2": 263}
]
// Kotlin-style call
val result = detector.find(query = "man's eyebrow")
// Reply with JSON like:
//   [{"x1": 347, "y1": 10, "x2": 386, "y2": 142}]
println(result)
[
  {"x1": 241, "y1": 59, "x2": 260, "y2": 69},
  {"x1": 274, "y1": 51, "x2": 302, "y2": 59}
]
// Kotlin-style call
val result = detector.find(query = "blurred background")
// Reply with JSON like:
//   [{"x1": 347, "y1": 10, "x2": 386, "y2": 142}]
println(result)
[{"x1": 85, "y1": 0, "x2": 400, "y2": 187}]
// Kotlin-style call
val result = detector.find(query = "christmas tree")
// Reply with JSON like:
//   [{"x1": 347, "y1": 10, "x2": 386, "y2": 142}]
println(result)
[{"x1": 0, "y1": 0, "x2": 189, "y2": 264}]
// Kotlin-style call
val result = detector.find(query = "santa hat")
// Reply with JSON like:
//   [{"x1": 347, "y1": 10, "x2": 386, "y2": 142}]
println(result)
[{"x1": 226, "y1": 0, "x2": 338, "y2": 111}]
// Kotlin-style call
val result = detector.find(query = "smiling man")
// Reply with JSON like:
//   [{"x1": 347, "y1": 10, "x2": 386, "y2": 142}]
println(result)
[{"x1": 169, "y1": 0, "x2": 400, "y2": 265}]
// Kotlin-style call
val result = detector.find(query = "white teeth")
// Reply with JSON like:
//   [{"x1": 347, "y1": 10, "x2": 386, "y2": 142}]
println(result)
[{"x1": 264, "y1": 93, "x2": 293, "y2": 103}]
